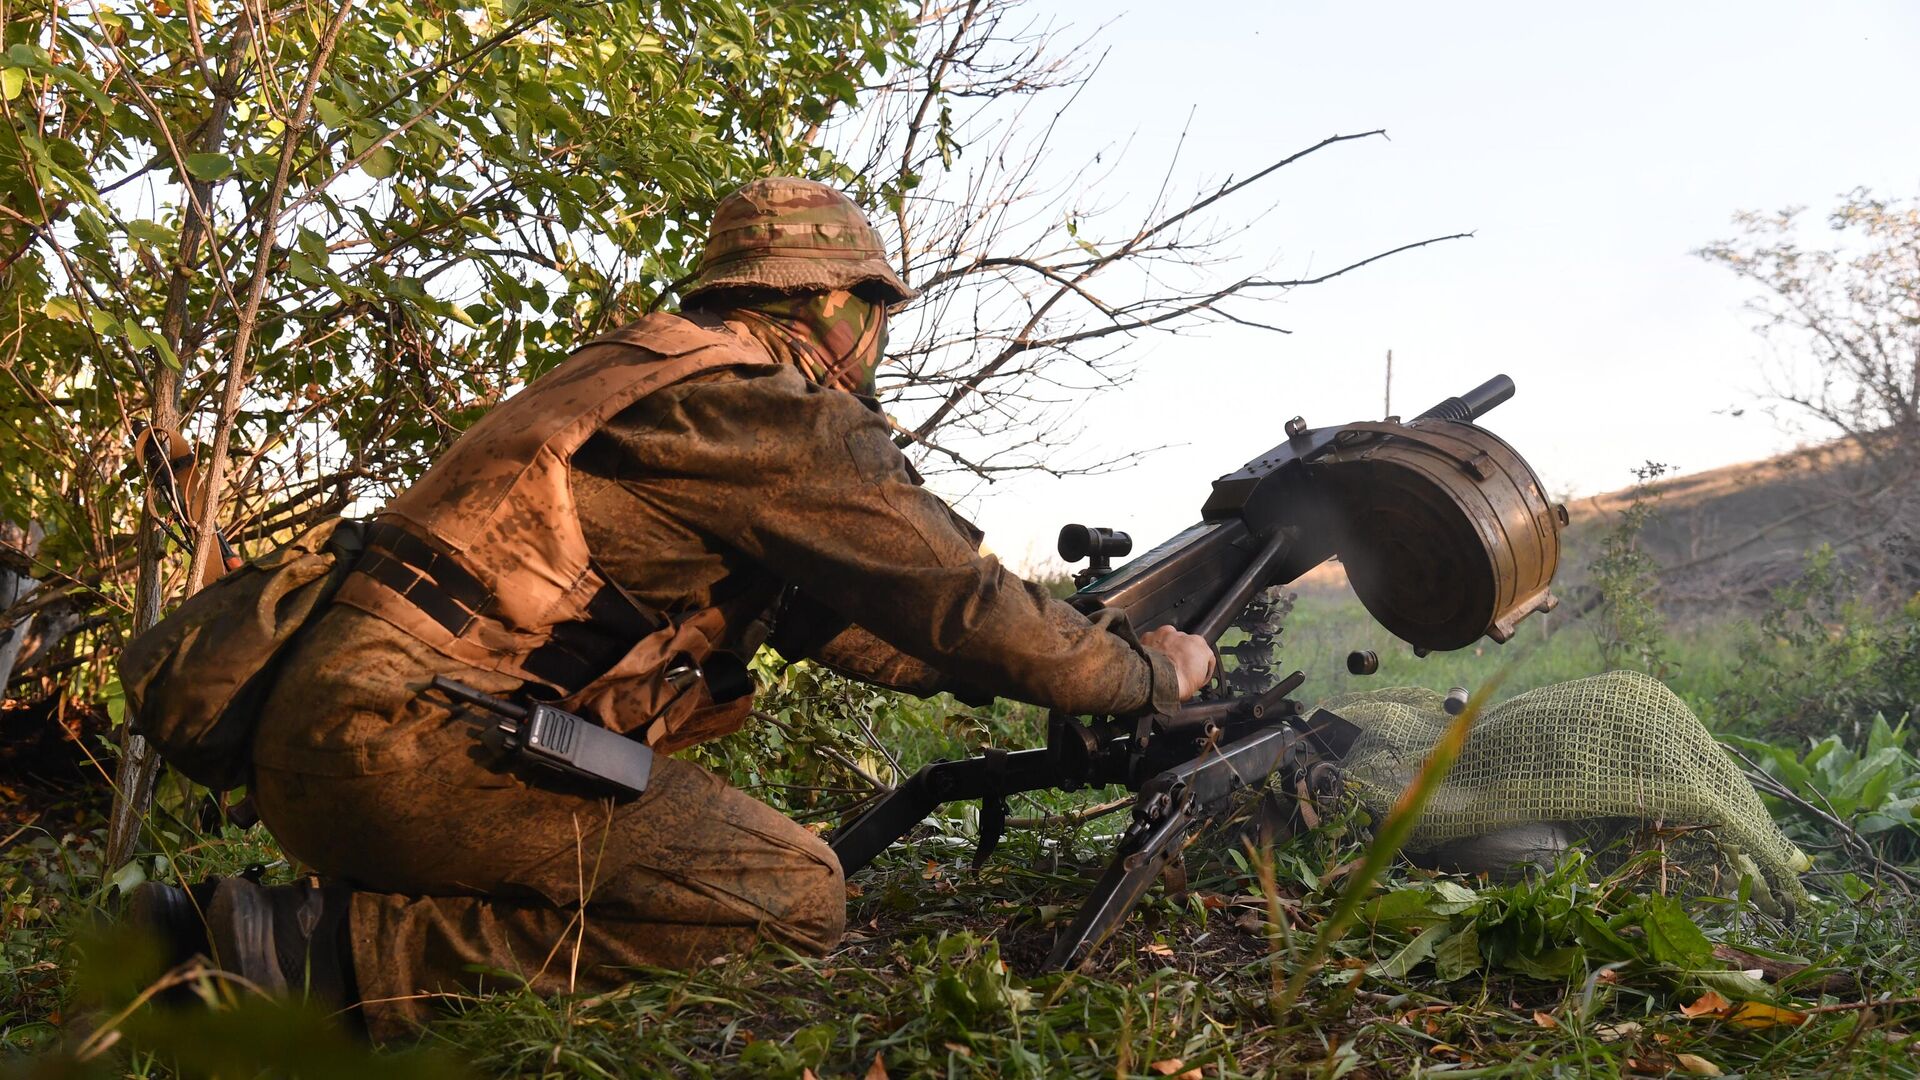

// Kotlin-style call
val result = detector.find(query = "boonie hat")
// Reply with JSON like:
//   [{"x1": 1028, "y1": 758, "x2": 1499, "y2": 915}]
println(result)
[{"x1": 682, "y1": 177, "x2": 917, "y2": 303}]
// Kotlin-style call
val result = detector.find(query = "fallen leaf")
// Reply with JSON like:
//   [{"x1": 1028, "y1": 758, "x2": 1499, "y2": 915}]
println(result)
[
  {"x1": 1532, "y1": 1010, "x2": 1559, "y2": 1029},
  {"x1": 802, "y1": 1071, "x2": 818, "y2": 1080},
  {"x1": 864, "y1": 1052, "x2": 889, "y2": 1080},
  {"x1": 1726, "y1": 1001, "x2": 1809, "y2": 1029},
  {"x1": 1595, "y1": 1021, "x2": 1641, "y2": 1041},
  {"x1": 1394, "y1": 1005, "x2": 1449, "y2": 1026},
  {"x1": 1198, "y1": 892, "x2": 1228, "y2": 910},
  {"x1": 1148, "y1": 1059, "x2": 1186, "y2": 1076},
  {"x1": 844, "y1": 882, "x2": 864, "y2": 899},
  {"x1": 1678, "y1": 991, "x2": 1807, "y2": 1029},
  {"x1": 1318, "y1": 858, "x2": 1362, "y2": 887},
  {"x1": 1141, "y1": 942, "x2": 1174, "y2": 958},
  {"x1": 942, "y1": 1042, "x2": 972, "y2": 1058},
  {"x1": 1681, "y1": 990, "x2": 1733, "y2": 1018},
  {"x1": 922, "y1": 860, "x2": 942, "y2": 881},
  {"x1": 1674, "y1": 1053, "x2": 1724, "y2": 1076}
]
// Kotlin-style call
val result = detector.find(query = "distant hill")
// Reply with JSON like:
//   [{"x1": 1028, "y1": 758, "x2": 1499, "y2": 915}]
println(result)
[
  {"x1": 1295, "y1": 437, "x2": 1916, "y2": 616},
  {"x1": 1565, "y1": 439, "x2": 1917, "y2": 613}
]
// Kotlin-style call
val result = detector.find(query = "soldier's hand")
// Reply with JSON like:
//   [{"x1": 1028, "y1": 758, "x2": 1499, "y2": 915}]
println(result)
[{"x1": 1139, "y1": 626, "x2": 1216, "y2": 701}]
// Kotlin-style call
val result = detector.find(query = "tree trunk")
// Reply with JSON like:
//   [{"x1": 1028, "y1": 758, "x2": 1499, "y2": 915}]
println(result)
[
  {"x1": 0, "y1": 522, "x2": 44, "y2": 694},
  {"x1": 0, "y1": 574, "x2": 36, "y2": 693},
  {"x1": 104, "y1": 502, "x2": 174, "y2": 868}
]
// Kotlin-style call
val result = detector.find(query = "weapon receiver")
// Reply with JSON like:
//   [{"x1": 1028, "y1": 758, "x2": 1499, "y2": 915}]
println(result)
[{"x1": 831, "y1": 374, "x2": 1565, "y2": 970}]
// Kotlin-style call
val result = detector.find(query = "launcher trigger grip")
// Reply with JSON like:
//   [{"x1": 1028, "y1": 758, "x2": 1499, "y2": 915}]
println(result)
[
  {"x1": 971, "y1": 748, "x2": 1010, "y2": 870},
  {"x1": 973, "y1": 794, "x2": 1007, "y2": 871}
]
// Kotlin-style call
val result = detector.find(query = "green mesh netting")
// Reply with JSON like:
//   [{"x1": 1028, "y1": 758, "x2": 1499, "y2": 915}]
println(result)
[{"x1": 1326, "y1": 671, "x2": 1811, "y2": 912}]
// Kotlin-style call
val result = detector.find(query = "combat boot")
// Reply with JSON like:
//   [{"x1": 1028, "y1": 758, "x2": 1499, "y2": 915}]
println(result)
[
  {"x1": 207, "y1": 877, "x2": 356, "y2": 1010},
  {"x1": 124, "y1": 879, "x2": 218, "y2": 967}
]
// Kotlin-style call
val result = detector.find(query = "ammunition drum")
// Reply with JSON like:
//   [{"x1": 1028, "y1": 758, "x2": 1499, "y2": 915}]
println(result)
[{"x1": 1312, "y1": 418, "x2": 1564, "y2": 652}]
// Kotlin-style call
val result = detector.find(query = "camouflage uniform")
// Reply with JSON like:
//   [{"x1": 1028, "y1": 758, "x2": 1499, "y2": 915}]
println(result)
[{"x1": 251, "y1": 179, "x2": 1177, "y2": 1039}]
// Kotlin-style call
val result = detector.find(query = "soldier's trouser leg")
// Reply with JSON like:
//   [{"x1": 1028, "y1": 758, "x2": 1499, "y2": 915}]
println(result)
[{"x1": 252, "y1": 752, "x2": 844, "y2": 1040}]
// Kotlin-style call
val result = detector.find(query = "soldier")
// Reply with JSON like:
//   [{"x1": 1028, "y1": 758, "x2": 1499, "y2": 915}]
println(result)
[{"x1": 138, "y1": 177, "x2": 1214, "y2": 1038}]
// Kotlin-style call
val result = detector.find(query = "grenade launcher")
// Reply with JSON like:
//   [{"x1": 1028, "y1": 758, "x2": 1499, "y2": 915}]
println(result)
[{"x1": 829, "y1": 375, "x2": 1567, "y2": 970}]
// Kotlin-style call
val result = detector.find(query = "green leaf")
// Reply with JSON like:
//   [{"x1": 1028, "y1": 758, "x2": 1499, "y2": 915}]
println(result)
[
  {"x1": 1369, "y1": 923, "x2": 1448, "y2": 979},
  {"x1": 1803, "y1": 737, "x2": 1840, "y2": 772},
  {"x1": 1428, "y1": 881, "x2": 1482, "y2": 915},
  {"x1": 314, "y1": 97, "x2": 346, "y2": 128},
  {"x1": 1433, "y1": 924, "x2": 1482, "y2": 982},
  {"x1": 1574, "y1": 910, "x2": 1636, "y2": 961},
  {"x1": 40, "y1": 296, "x2": 82, "y2": 322},
  {"x1": 1360, "y1": 888, "x2": 1445, "y2": 929},
  {"x1": 1502, "y1": 945, "x2": 1581, "y2": 980},
  {"x1": 104, "y1": 676, "x2": 125, "y2": 727},
  {"x1": 1859, "y1": 762, "x2": 1896, "y2": 813},
  {"x1": 48, "y1": 63, "x2": 117, "y2": 117},
  {"x1": 125, "y1": 219, "x2": 172, "y2": 245},
  {"x1": 185, "y1": 152, "x2": 235, "y2": 181},
  {"x1": 361, "y1": 147, "x2": 399, "y2": 180},
  {"x1": 1686, "y1": 968, "x2": 1776, "y2": 1000},
  {"x1": 1, "y1": 67, "x2": 24, "y2": 101},
  {"x1": 1868, "y1": 713, "x2": 1903, "y2": 756},
  {"x1": 1772, "y1": 750, "x2": 1813, "y2": 794},
  {"x1": 108, "y1": 860, "x2": 147, "y2": 895},
  {"x1": 1640, "y1": 894, "x2": 1714, "y2": 967}
]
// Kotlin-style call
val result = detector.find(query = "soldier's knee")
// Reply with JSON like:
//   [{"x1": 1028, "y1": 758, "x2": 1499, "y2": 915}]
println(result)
[{"x1": 775, "y1": 837, "x2": 846, "y2": 954}]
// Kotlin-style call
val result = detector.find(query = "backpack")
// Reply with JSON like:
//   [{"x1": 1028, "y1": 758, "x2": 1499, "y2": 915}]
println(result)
[{"x1": 119, "y1": 517, "x2": 367, "y2": 791}]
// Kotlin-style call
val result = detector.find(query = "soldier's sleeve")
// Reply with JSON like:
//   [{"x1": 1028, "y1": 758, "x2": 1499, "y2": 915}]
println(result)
[
  {"x1": 769, "y1": 587, "x2": 1006, "y2": 703},
  {"x1": 767, "y1": 589, "x2": 950, "y2": 695},
  {"x1": 632, "y1": 368, "x2": 1180, "y2": 719}
]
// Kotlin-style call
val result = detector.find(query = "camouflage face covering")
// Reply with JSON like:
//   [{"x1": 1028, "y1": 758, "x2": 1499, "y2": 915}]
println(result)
[{"x1": 729, "y1": 289, "x2": 888, "y2": 395}]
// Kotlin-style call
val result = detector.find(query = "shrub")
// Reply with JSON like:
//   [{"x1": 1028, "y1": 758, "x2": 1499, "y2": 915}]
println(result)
[{"x1": 1717, "y1": 546, "x2": 1920, "y2": 742}]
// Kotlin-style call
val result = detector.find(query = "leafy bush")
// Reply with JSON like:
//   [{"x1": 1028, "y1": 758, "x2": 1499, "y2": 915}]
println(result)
[
  {"x1": 1353, "y1": 854, "x2": 1772, "y2": 1001},
  {"x1": 1726, "y1": 713, "x2": 1920, "y2": 863},
  {"x1": 689, "y1": 652, "x2": 1053, "y2": 824},
  {"x1": 1717, "y1": 546, "x2": 1920, "y2": 742}
]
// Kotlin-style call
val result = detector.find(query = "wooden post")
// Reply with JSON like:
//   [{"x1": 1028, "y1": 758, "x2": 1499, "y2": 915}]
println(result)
[{"x1": 1384, "y1": 349, "x2": 1394, "y2": 418}]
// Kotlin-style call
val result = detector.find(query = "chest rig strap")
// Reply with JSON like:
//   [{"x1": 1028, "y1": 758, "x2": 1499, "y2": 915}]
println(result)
[{"x1": 355, "y1": 521, "x2": 667, "y2": 693}]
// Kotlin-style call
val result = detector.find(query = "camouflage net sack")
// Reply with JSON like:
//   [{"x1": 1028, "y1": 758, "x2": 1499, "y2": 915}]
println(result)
[{"x1": 1326, "y1": 671, "x2": 1812, "y2": 913}]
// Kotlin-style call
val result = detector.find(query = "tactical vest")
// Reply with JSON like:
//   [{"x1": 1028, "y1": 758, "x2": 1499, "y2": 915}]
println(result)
[{"x1": 334, "y1": 312, "x2": 779, "y2": 753}]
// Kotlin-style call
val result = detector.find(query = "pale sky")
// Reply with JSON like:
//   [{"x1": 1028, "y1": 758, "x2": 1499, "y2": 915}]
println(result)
[{"x1": 931, "y1": 0, "x2": 1920, "y2": 571}]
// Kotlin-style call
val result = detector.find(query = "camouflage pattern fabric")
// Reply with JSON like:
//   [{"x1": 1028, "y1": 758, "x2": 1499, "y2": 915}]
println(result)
[
  {"x1": 682, "y1": 177, "x2": 915, "y2": 303},
  {"x1": 1328, "y1": 672, "x2": 1812, "y2": 914},
  {"x1": 249, "y1": 318, "x2": 1179, "y2": 1037},
  {"x1": 251, "y1": 710, "x2": 842, "y2": 1041},
  {"x1": 724, "y1": 288, "x2": 888, "y2": 395}
]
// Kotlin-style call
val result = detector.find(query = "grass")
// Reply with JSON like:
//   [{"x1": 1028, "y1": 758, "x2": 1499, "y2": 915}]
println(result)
[
  {"x1": 6, "y1": 592, "x2": 1920, "y2": 1077},
  {"x1": 1279, "y1": 588, "x2": 1753, "y2": 711}
]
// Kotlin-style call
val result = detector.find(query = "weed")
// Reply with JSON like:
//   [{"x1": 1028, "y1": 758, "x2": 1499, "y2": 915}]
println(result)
[
  {"x1": 1719, "y1": 546, "x2": 1920, "y2": 743},
  {"x1": 1590, "y1": 461, "x2": 1676, "y2": 680}
]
